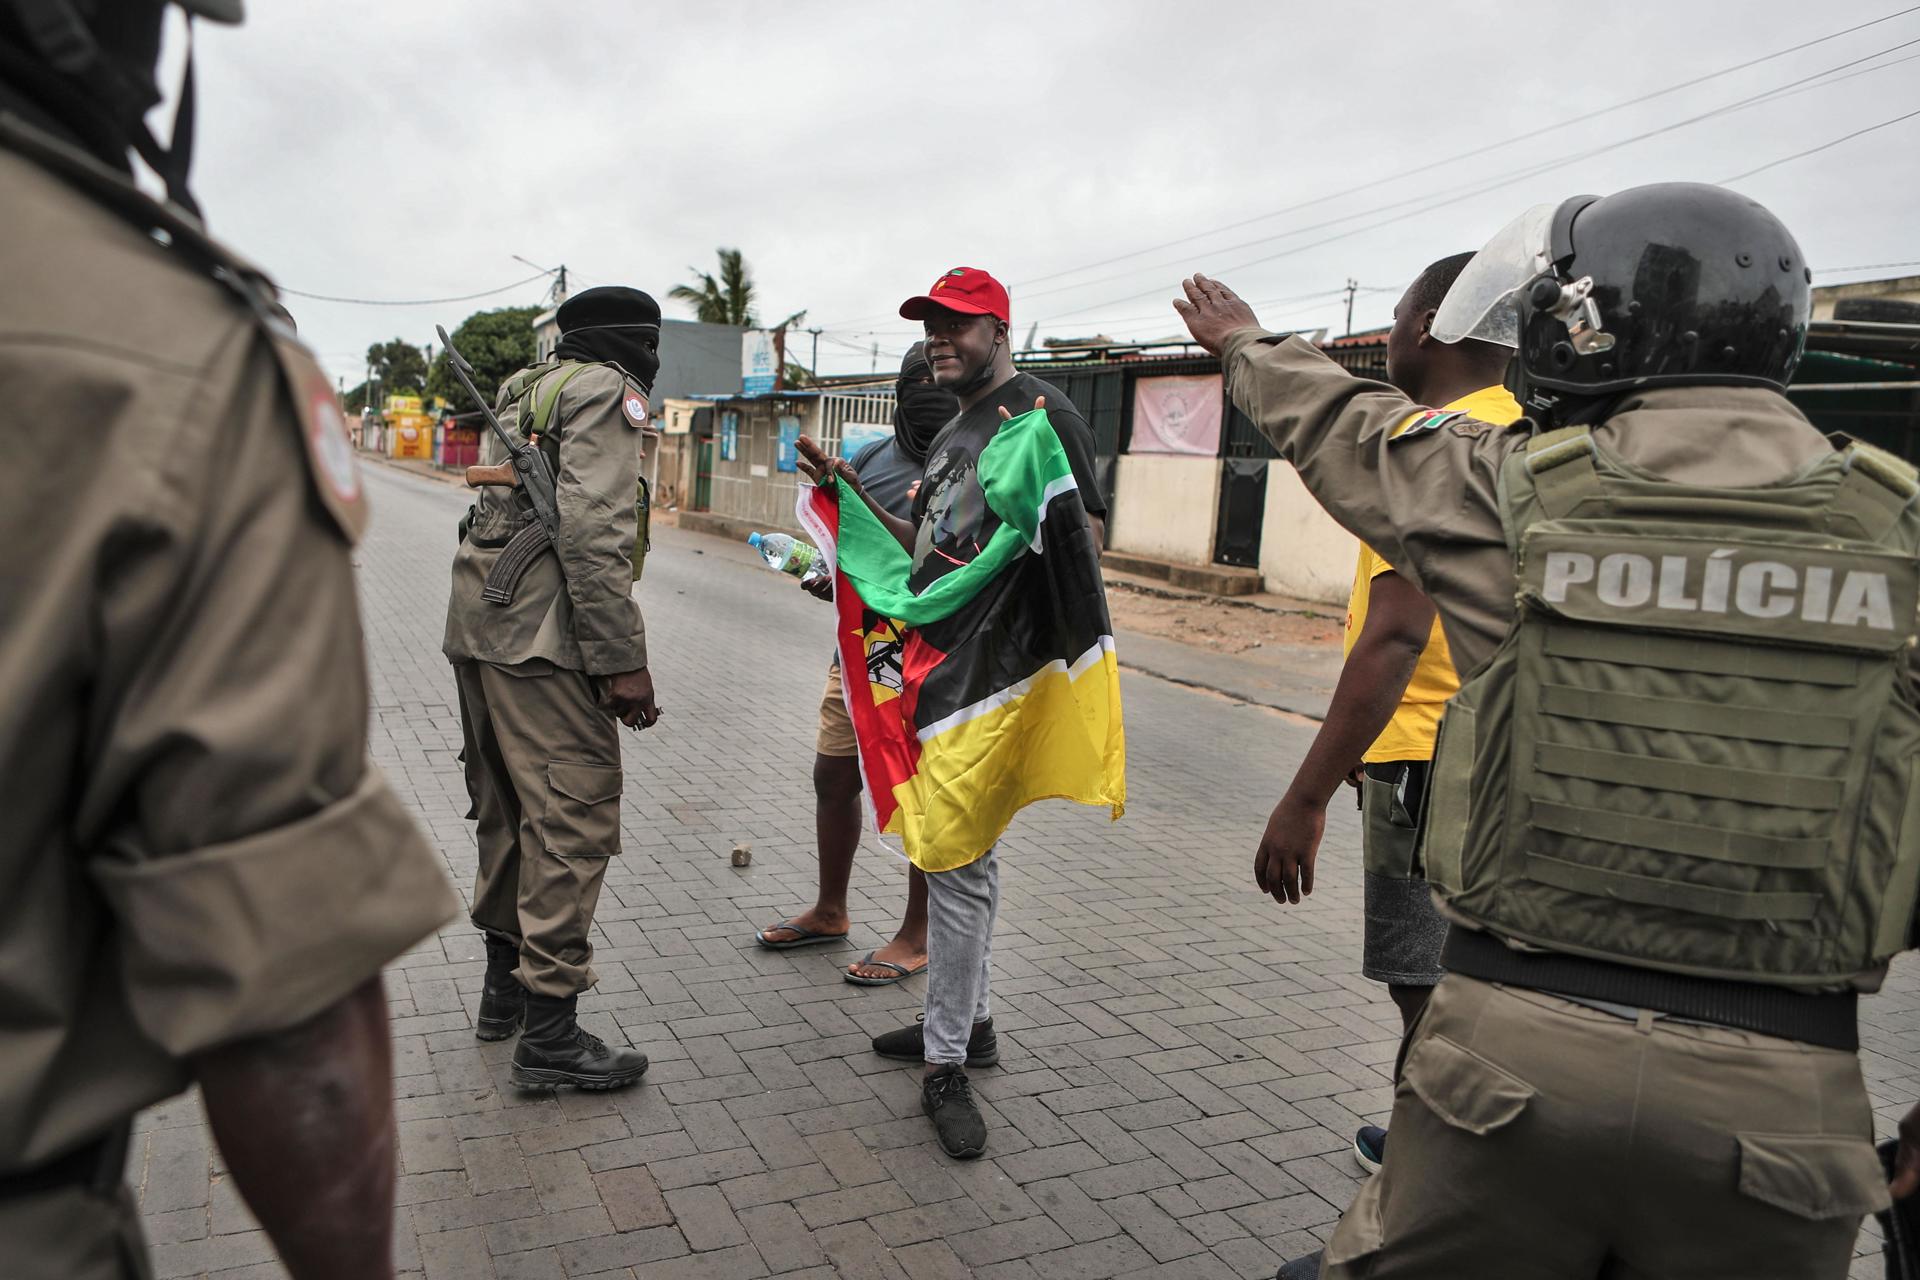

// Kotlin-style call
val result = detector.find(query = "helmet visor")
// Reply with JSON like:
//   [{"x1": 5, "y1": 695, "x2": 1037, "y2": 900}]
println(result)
[{"x1": 1430, "y1": 202, "x2": 1556, "y2": 349}]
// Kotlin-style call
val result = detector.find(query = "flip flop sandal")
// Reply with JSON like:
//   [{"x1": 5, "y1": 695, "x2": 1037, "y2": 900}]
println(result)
[
  {"x1": 755, "y1": 919, "x2": 850, "y2": 950},
  {"x1": 843, "y1": 952, "x2": 929, "y2": 987}
]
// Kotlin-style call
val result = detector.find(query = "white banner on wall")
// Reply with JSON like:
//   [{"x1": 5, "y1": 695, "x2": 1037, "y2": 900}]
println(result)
[
  {"x1": 1130, "y1": 373, "x2": 1223, "y2": 456},
  {"x1": 742, "y1": 330, "x2": 778, "y2": 395}
]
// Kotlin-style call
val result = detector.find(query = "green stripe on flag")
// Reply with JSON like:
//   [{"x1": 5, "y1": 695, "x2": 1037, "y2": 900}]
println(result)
[{"x1": 836, "y1": 408, "x2": 1077, "y2": 626}]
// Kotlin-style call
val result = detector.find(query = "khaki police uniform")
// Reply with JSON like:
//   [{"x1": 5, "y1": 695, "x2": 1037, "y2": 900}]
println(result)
[
  {"x1": 1347, "y1": 385, "x2": 1521, "y2": 988},
  {"x1": 1223, "y1": 328, "x2": 1900, "y2": 1279},
  {"x1": 0, "y1": 116, "x2": 459, "y2": 1278},
  {"x1": 444, "y1": 361, "x2": 648, "y2": 998}
]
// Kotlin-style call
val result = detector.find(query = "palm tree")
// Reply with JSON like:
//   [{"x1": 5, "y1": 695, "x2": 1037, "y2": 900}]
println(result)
[{"x1": 670, "y1": 248, "x2": 758, "y2": 326}]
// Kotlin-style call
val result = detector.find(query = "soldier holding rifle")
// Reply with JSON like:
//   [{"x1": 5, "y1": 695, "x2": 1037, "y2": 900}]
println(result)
[{"x1": 442, "y1": 286, "x2": 662, "y2": 1090}]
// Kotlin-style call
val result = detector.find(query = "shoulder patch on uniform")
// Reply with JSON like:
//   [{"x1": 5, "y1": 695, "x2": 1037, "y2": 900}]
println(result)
[
  {"x1": 1391, "y1": 409, "x2": 1465, "y2": 442},
  {"x1": 621, "y1": 387, "x2": 649, "y2": 428},
  {"x1": 272, "y1": 334, "x2": 367, "y2": 542}
]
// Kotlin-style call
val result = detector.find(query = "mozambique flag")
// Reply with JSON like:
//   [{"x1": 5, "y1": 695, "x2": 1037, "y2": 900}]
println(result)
[{"x1": 796, "y1": 408, "x2": 1126, "y2": 872}]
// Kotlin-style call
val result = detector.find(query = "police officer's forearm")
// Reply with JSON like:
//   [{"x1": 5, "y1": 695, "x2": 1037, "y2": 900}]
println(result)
[
  {"x1": 1221, "y1": 329, "x2": 1424, "y2": 573},
  {"x1": 560, "y1": 562, "x2": 648, "y2": 669},
  {"x1": 553, "y1": 507, "x2": 647, "y2": 672},
  {"x1": 192, "y1": 977, "x2": 398, "y2": 1280},
  {"x1": 1284, "y1": 634, "x2": 1424, "y2": 810}
]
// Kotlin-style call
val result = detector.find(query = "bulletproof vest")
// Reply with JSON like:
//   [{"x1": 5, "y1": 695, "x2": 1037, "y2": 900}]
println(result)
[{"x1": 1422, "y1": 426, "x2": 1920, "y2": 989}]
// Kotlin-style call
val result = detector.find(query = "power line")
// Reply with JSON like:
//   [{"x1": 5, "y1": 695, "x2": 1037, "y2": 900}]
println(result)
[
  {"x1": 279, "y1": 271, "x2": 553, "y2": 307},
  {"x1": 809, "y1": 6, "x2": 1920, "y2": 332},
  {"x1": 1030, "y1": 37, "x2": 1920, "y2": 325},
  {"x1": 1020, "y1": 5, "x2": 1920, "y2": 297},
  {"x1": 1818, "y1": 260, "x2": 1920, "y2": 274},
  {"x1": 1719, "y1": 104, "x2": 1920, "y2": 181},
  {"x1": 1028, "y1": 286, "x2": 1354, "y2": 337}
]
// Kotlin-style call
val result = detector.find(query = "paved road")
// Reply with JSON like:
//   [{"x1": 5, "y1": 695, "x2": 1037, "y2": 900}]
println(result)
[{"x1": 127, "y1": 461, "x2": 1916, "y2": 1278}]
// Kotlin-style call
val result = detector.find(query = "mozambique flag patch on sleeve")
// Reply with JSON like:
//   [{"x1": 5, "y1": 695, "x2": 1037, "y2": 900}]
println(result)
[{"x1": 797, "y1": 408, "x2": 1126, "y2": 872}]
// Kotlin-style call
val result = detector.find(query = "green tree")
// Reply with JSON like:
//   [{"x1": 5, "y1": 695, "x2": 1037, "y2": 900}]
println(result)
[
  {"x1": 344, "y1": 337, "x2": 430, "y2": 415},
  {"x1": 425, "y1": 305, "x2": 542, "y2": 409},
  {"x1": 670, "y1": 247, "x2": 758, "y2": 326},
  {"x1": 368, "y1": 338, "x2": 428, "y2": 394}
]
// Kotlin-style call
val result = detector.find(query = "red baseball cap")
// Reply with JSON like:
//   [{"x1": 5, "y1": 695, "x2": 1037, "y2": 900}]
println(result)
[{"x1": 899, "y1": 267, "x2": 1010, "y2": 324}]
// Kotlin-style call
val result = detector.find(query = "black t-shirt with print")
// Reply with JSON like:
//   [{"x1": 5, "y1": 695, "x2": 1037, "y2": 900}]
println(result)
[{"x1": 907, "y1": 373, "x2": 1105, "y2": 594}]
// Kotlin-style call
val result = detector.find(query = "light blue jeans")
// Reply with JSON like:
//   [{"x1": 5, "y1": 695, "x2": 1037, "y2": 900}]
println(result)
[{"x1": 923, "y1": 846, "x2": 998, "y2": 1065}]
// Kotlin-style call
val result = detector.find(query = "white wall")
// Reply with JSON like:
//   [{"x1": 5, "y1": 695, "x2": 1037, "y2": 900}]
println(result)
[
  {"x1": 1259, "y1": 462, "x2": 1358, "y2": 605},
  {"x1": 1109, "y1": 455, "x2": 1220, "y2": 565}
]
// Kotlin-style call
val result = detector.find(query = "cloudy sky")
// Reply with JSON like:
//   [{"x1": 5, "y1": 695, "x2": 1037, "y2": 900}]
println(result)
[{"x1": 178, "y1": 0, "x2": 1920, "y2": 384}]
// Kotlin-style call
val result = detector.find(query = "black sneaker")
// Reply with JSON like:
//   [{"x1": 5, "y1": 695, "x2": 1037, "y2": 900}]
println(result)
[
  {"x1": 872, "y1": 1015, "x2": 999, "y2": 1067},
  {"x1": 921, "y1": 1065, "x2": 986, "y2": 1159},
  {"x1": 1352, "y1": 1124, "x2": 1387, "y2": 1174},
  {"x1": 1275, "y1": 1251, "x2": 1324, "y2": 1279}
]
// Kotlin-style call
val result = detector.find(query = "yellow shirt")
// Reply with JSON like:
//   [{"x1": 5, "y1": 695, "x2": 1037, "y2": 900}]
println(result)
[{"x1": 1343, "y1": 384, "x2": 1523, "y2": 762}]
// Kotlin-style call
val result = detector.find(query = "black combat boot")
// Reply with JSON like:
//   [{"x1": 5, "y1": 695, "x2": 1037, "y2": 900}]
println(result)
[
  {"x1": 475, "y1": 934, "x2": 524, "y2": 1042},
  {"x1": 510, "y1": 992, "x2": 649, "y2": 1090}
]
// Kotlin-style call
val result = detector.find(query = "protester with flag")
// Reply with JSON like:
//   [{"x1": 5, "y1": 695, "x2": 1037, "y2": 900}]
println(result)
[{"x1": 795, "y1": 267, "x2": 1122, "y2": 1159}]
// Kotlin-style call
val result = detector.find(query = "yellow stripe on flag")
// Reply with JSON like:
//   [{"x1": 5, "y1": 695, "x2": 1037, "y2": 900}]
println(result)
[{"x1": 883, "y1": 642, "x2": 1127, "y2": 872}]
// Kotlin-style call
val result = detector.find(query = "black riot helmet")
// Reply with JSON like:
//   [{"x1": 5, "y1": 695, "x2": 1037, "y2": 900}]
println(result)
[
  {"x1": 0, "y1": 0, "x2": 243, "y2": 215},
  {"x1": 1434, "y1": 183, "x2": 1811, "y2": 412}
]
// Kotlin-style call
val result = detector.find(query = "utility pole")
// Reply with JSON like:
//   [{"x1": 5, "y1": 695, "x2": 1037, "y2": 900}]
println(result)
[
  {"x1": 870, "y1": 342, "x2": 878, "y2": 375},
  {"x1": 808, "y1": 327, "x2": 821, "y2": 379},
  {"x1": 1344, "y1": 278, "x2": 1358, "y2": 337},
  {"x1": 513, "y1": 255, "x2": 567, "y2": 307}
]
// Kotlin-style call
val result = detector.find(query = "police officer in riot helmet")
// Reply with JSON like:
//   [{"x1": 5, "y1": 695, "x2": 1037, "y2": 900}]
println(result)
[
  {"x1": 1177, "y1": 182, "x2": 1920, "y2": 1279},
  {"x1": 1452, "y1": 182, "x2": 1815, "y2": 416},
  {"x1": 2, "y1": 2, "x2": 460, "y2": 1278}
]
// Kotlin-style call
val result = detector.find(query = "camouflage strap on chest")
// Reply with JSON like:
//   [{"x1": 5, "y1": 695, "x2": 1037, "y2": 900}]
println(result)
[
  {"x1": 517, "y1": 361, "x2": 595, "y2": 474},
  {"x1": 476, "y1": 362, "x2": 598, "y2": 605}
]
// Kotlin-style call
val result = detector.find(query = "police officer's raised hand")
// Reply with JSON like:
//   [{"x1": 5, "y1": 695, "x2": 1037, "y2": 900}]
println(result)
[
  {"x1": 1173, "y1": 274, "x2": 1261, "y2": 357},
  {"x1": 1255, "y1": 792, "x2": 1323, "y2": 906},
  {"x1": 602, "y1": 667, "x2": 660, "y2": 729}
]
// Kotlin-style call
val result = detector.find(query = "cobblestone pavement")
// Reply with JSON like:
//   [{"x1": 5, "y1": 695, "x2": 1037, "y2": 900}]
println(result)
[{"x1": 127, "y1": 462, "x2": 1918, "y2": 1279}]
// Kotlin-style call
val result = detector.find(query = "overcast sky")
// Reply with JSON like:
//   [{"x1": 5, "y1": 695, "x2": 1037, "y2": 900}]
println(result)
[{"x1": 178, "y1": 0, "x2": 1920, "y2": 384}]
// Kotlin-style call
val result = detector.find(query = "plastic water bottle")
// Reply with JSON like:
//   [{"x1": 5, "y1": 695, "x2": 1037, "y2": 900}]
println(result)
[{"x1": 748, "y1": 531, "x2": 818, "y2": 578}]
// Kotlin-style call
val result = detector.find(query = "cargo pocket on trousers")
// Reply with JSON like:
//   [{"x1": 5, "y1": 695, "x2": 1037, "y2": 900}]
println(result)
[
  {"x1": 1323, "y1": 1161, "x2": 1386, "y2": 1266},
  {"x1": 542, "y1": 762, "x2": 622, "y2": 856},
  {"x1": 1403, "y1": 1031, "x2": 1535, "y2": 1135},
  {"x1": 1736, "y1": 1134, "x2": 1890, "y2": 1220}
]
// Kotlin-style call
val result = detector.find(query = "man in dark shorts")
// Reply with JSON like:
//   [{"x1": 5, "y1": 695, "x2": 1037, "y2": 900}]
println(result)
[{"x1": 755, "y1": 343, "x2": 955, "y2": 985}]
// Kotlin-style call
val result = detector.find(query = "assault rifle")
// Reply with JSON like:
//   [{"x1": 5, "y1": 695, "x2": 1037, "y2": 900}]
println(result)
[{"x1": 437, "y1": 323, "x2": 562, "y2": 605}]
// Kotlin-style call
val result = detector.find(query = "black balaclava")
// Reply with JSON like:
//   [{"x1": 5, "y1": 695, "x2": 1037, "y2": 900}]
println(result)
[
  {"x1": 892, "y1": 341, "x2": 957, "y2": 464},
  {"x1": 554, "y1": 285, "x2": 663, "y2": 392},
  {"x1": 0, "y1": 0, "x2": 235, "y2": 217}
]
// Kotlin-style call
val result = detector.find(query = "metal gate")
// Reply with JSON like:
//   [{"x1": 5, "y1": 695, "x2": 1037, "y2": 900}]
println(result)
[
  {"x1": 694, "y1": 440, "x2": 713, "y2": 511},
  {"x1": 1214, "y1": 459, "x2": 1267, "y2": 568},
  {"x1": 817, "y1": 389, "x2": 898, "y2": 459}
]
